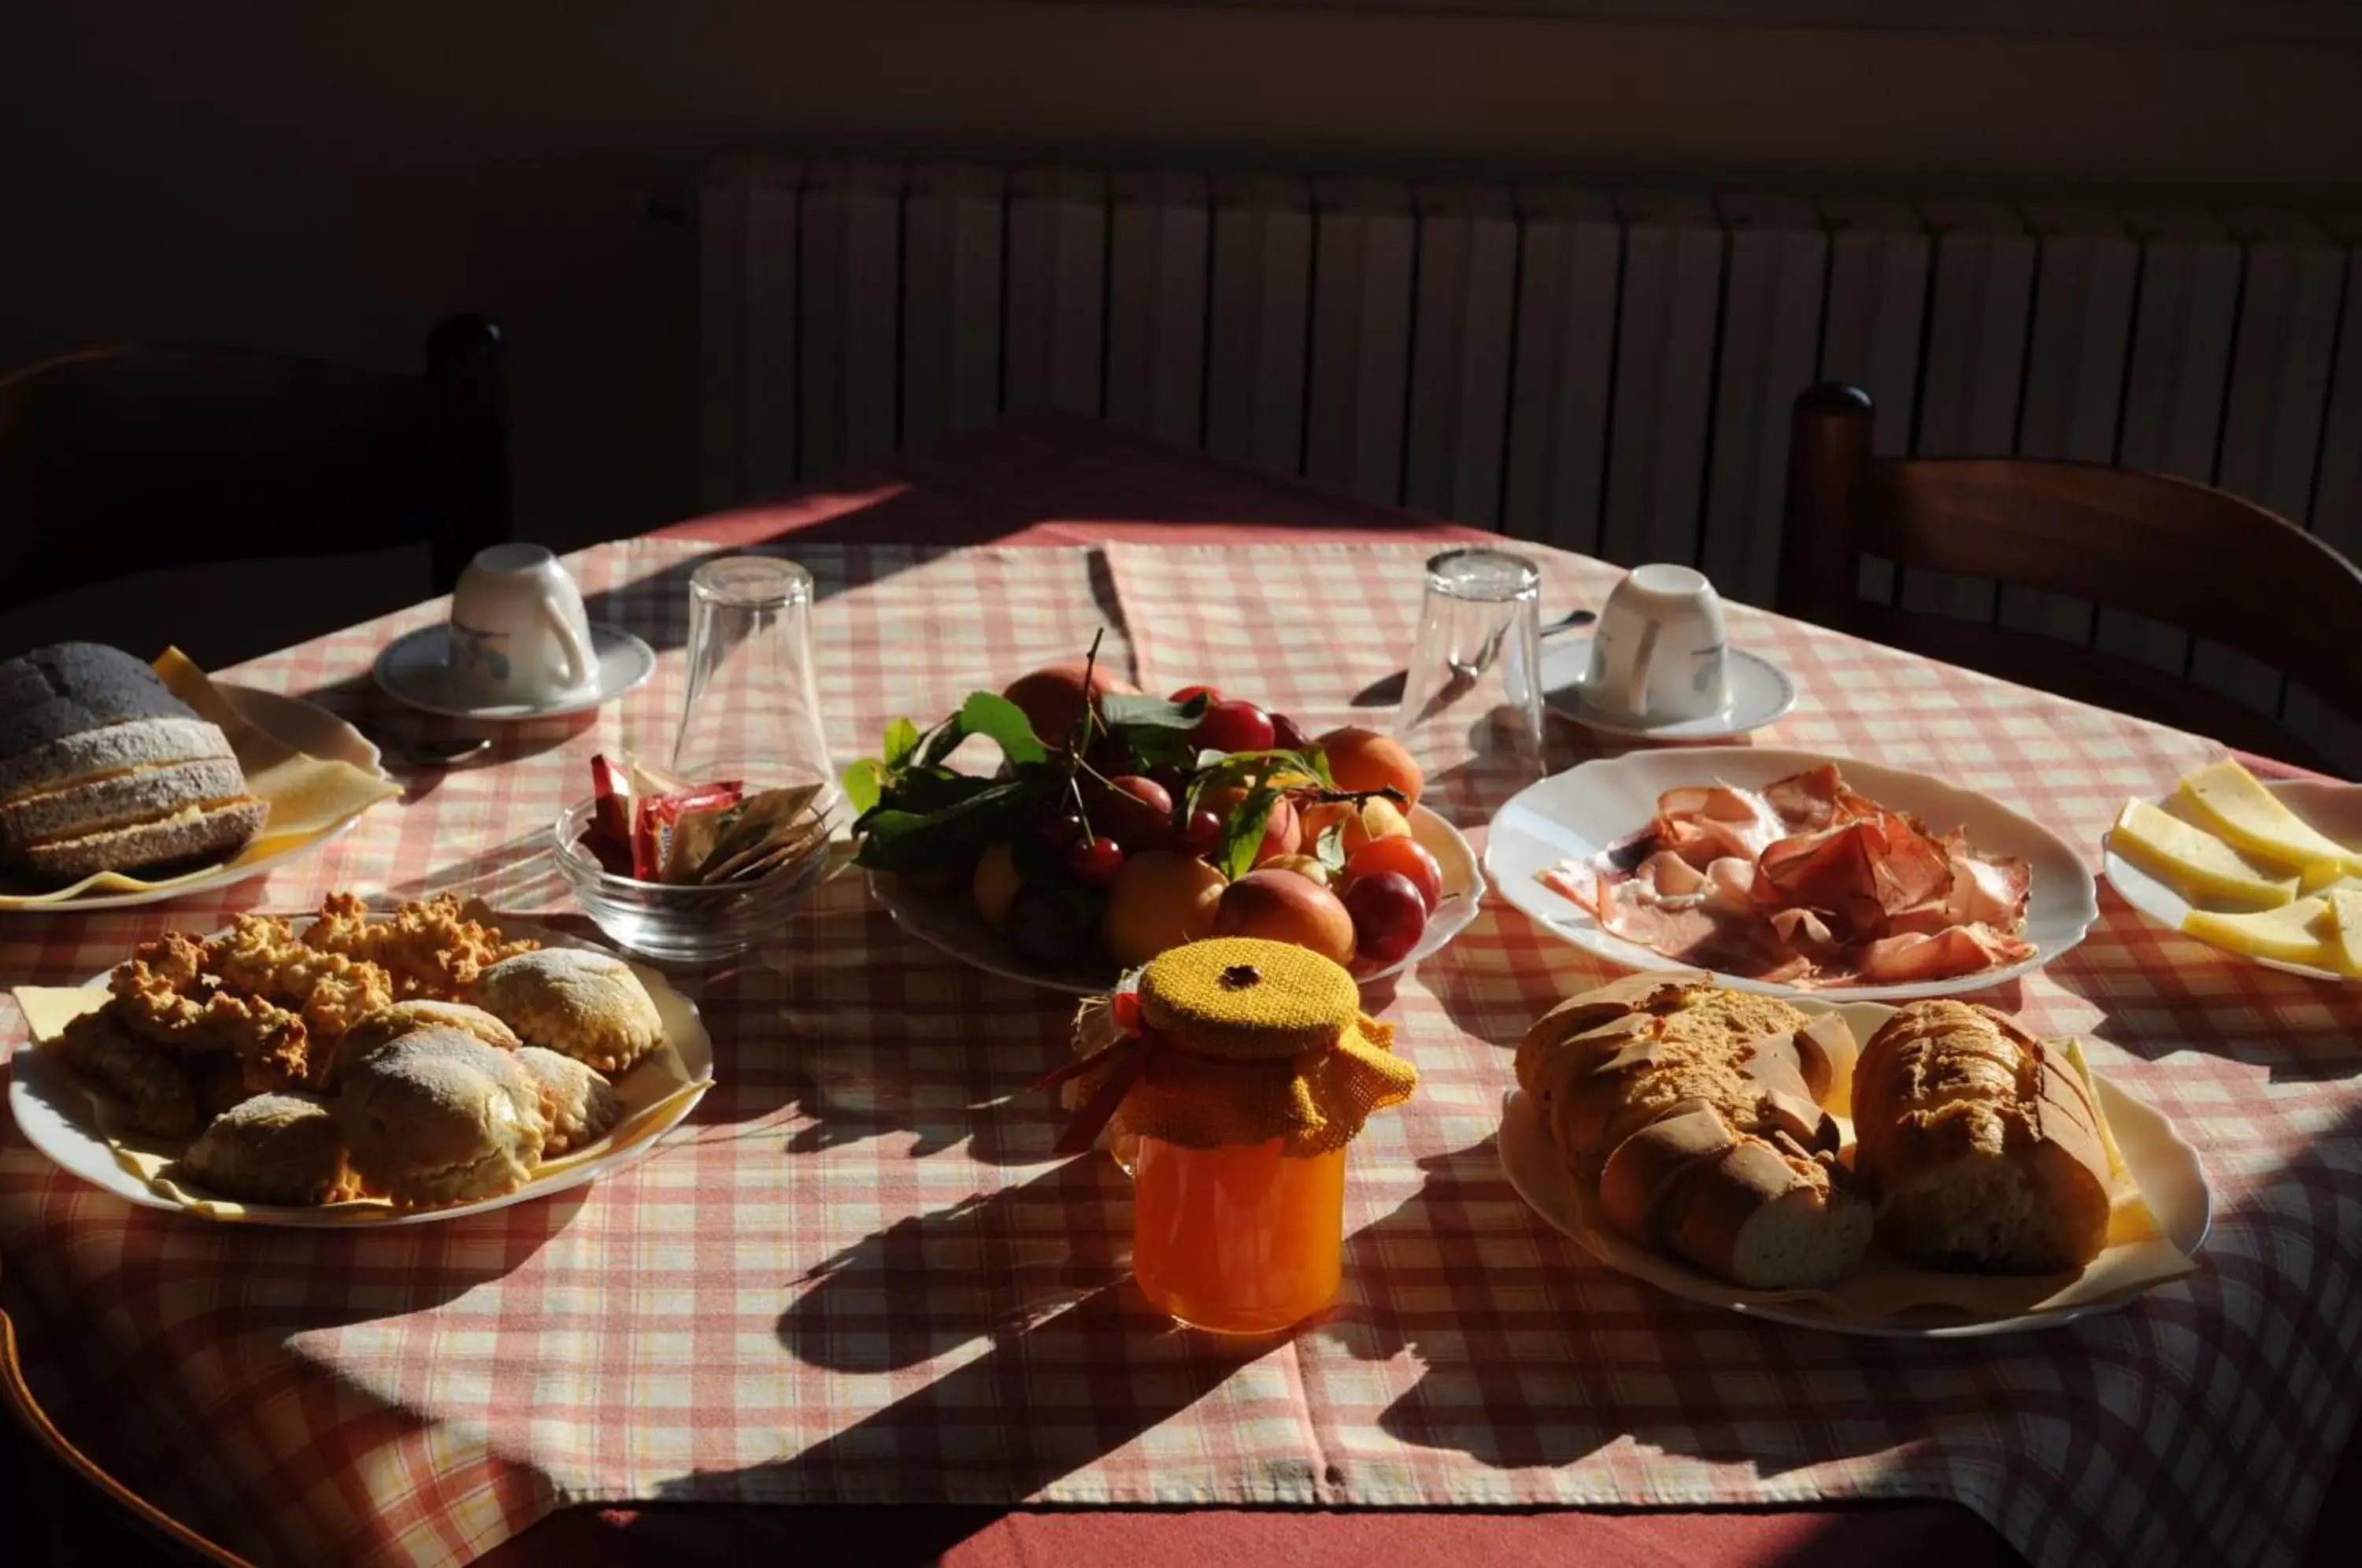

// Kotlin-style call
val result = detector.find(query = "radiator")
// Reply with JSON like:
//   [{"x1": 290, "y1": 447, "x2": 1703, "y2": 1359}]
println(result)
[{"x1": 698, "y1": 158, "x2": 2362, "y2": 761}]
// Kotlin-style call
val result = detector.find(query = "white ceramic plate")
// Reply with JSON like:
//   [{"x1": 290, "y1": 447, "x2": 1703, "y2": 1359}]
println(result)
[
  {"x1": 1499, "y1": 998, "x2": 2211, "y2": 1337},
  {"x1": 1541, "y1": 637, "x2": 1798, "y2": 741},
  {"x1": 3, "y1": 683, "x2": 391, "y2": 913},
  {"x1": 871, "y1": 804, "x2": 1483, "y2": 995},
  {"x1": 1485, "y1": 747, "x2": 2098, "y2": 1000},
  {"x1": 7, "y1": 919, "x2": 713, "y2": 1225},
  {"x1": 372, "y1": 622, "x2": 656, "y2": 721},
  {"x1": 2103, "y1": 778, "x2": 2361, "y2": 983}
]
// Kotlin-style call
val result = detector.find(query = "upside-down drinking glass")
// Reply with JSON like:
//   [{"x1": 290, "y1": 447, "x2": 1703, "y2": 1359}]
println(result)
[
  {"x1": 672, "y1": 555, "x2": 840, "y2": 824},
  {"x1": 1392, "y1": 547, "x2": 1546, "y2": 820}
]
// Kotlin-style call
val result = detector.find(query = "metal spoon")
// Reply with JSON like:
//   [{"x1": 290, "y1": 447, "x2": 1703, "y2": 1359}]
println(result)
[{"x1": 1540, "y1": 608, "x2": 1598, "y2": 637}]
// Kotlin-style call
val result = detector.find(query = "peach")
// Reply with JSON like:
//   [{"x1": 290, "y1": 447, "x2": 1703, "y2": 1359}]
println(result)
[
  {"x1": 1201, "y1": 786, "x2": 1303, "y2": 867},
  {"x1": 1105, "y1": 850, "x2": 1228, "y2": 967},
  {"x1": 1262, "y1": 853, "x2": 1333, "y2": 888},
  {"x1": 1316, "y1": 726, "x2": 1424, "y2": 811},
  {"x1": 1299, "y1": 797, "x2": 1412, "y2": 856},
  {"x1": 1213, "y1": 869, "x2": 1357, "y2": 967},
  {"x1": 971, "y1": 840, "x2": 1023, "y2": 932},
  {"x1": 1002, "y1": 660, "x2": 1141, "y2": 746}
]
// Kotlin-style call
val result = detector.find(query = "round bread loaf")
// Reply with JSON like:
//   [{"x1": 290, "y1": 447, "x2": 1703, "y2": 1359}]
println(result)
[
  {"x1": 468, "y1": 949, "x2": 665, "y2": 1073},
  {"x1": 335, "y1": 1027, "x2": 548, "y2": 1206},
  {"x1": 0, "y1": 642, "x2": 265, "y2": 879},
  {"x1": 178, "y1": 1092, "x2": 357, "y2": 1206}
]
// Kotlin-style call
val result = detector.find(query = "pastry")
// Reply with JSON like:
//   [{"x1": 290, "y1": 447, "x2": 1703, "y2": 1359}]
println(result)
[
  {"x1": 1597, "y1": 1099, "x2": 1871, "y2": 1289},
  {"x1": 302, "y1": 892, "x2": 539, "y2": 1000},
  {"x1": 58, "y1": 1010, "x2": 202, "y2": 1138},
  {"x1": 205, "y1": 914, "x2": 395, "y2": 1051},
  {"x1": 1850, "y1": 1000, "x2": 2112, "y2": 1273},
  {"x1": 513, "y1": 1046, "x2": 621, "y2": 1155},
  {"x1": 320, "y1": 1000, "x2": 521, "y2": 1089},
  {"x1": 335, "y1": 1027, "x2": 548, "y2": 1207},
  {"x1": 0, "y1": 642, "x2": 268, "y2": 879},
  {"x1": 176, "y1": 1092, "x2": 357, "y2": 1206},
  {"x1": 470, "y1": 949, "x2": 665, "y2": 1074}
]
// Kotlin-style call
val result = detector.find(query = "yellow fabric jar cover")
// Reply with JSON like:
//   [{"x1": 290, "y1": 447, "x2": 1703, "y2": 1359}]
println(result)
[{"x1": 1047, "y1": 937, "x2": 1417, "y2": 1158}]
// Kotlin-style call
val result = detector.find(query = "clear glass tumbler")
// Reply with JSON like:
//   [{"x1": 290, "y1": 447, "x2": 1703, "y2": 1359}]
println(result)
[
  {"x1": 672, "y1": 555, "x2": 840, "y2": 823},
  {"x1": 1393, "y1": 547, "x2": 1546, "y2": 819}
]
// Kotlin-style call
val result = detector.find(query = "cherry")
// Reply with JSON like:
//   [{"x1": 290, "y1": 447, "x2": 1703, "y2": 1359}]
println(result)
[
  {"x1": 1342, "y1": 837, "x2": 1444, "y2": 912},
  {"x1": 1094, "y1": 775, "x2": 1174, "y2": 852},
  {"x1": 1067, "y1": 834, "x2": 1126, "y2": 888},
  {"x1": 1179, "y1": 808, "x2": 1224, "y2": 860},
  {"x1": 1345, "y1": 871, "x2": 1428, "y2": 966},
  {"x1": 1170, "y1": 684, "x2": 1221, "y2": 706},
  {"x1": 1191, "y1": 698, "x2": 1276, "y2": 756},
  {"x1": 1033, "y1": 801, "x2": 1089, "y2": 854},
  {"x1": 1270, "y1": 712, "x2": 1309, "y2": 753}
]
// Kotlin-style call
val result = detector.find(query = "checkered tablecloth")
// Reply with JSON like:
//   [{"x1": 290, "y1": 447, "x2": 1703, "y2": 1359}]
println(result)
[{"x1": 3, "y1": 536, "x2": 2357, "y2": 1568}]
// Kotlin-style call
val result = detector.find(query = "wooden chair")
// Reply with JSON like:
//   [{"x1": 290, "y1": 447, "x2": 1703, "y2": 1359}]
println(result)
[
  {"x1": 2, "y1": 1305, "x2": 254, "y2": 1566},
  {"x1": 0, "y1": 316, "x2": 507, "y2": 612},
  {"x1": 1779, "y1": 383, "x2": 2362, "y2": 769}
]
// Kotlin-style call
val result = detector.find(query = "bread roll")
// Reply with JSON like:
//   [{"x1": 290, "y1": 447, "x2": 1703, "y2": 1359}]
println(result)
[
  {"x1": 0, "y1": 642, "x2": 267, "y2": 879},
  {"x1": 335, "y1": 1027, "x2": 547, "y2": 1206},
  {"x1": 1597, "y1": 1100, "x2": 1871, "y2": 1289},
  {"x1": 469, "y1": 949, "x2": 665, "y2": 1074},
  {"x1": 178, "y1": 1092, "x2": 357, "y2": 1206},
  {"x1": 1852, "y1": 1000, "x2": 2112, "y2": 1273}
]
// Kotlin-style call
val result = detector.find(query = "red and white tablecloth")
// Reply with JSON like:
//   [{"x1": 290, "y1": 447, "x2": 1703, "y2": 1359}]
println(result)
[{"x1": 2, "y1": 527, "x2": 2357, "y2": 1568}]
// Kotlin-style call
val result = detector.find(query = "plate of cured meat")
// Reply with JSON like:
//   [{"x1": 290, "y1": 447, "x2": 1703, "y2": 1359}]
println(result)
[{"x1": 1485, "y1": 750, "x2": 2098, "y2": 999}]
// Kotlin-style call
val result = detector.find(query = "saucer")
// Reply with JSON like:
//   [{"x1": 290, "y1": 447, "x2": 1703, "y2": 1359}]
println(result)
[
  {"x1": 372, "y1": 623, "x2": 656, "y2": 720},
  {"x1": 1540, "y1": 635, "x2": 1797, "y2": 740}
]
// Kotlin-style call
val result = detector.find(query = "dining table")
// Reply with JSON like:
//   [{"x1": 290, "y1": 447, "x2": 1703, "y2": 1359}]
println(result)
[{"x1": 1, "y1": 410, "x2": 2356, "y2": 1568}]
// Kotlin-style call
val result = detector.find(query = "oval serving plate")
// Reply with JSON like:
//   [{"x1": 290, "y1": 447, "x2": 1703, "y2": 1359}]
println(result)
[
  {"x1": 1485, "y1": 747, "x2": 2100, "y2": 1001},
  {"x1": 871, "y1": 804, "x2": 1483, "y2": 996},
  {"x1": 8, "y1": 916, "x2": 713, "y2": 1225},
  {"x1": 2104, "y1": 778, "x2": 2361, "y2": 984},
  {"x1": 1498, "y1": 998, "x2": 2211, "y2": 1338}
]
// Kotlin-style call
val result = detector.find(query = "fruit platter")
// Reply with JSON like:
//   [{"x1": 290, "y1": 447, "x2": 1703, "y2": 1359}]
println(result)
[{"x1": 843, "y1": 645, "x2": 1482, "y2": 992}]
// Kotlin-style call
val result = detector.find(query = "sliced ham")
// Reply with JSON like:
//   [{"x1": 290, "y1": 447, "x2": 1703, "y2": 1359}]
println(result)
[{"x1": 1536, "y1": 762, "x2": 2034, "y2": 989}]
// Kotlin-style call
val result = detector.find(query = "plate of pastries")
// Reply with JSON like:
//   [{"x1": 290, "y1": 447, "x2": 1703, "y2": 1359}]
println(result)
[
  {"x1": 1500, "y1": 972, "x2": 2208, "y2": 1336},
  {"x1": 0, "y1": 642, "x2": 398, "y2": 910},
  {"x1": 9, "y1": 893, "x2": 713, "y2": 1223}
]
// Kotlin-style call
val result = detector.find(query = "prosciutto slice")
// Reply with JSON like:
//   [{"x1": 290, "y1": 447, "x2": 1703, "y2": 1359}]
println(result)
[{"x1": 1538, "y1": 764, "x2": 2035, "y2": 988}]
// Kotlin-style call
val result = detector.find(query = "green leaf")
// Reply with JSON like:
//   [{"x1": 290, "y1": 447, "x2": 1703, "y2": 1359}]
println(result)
[
  {"x1": 853, "y1": 781, "x2": 1030, "y2": 871},
  {"x1": 883, "y1": 767, "x2": 1005, "y2": 816},
  {"x1": 882, "y1": 717, "x2": 923, "y2": 767},
  {"x1": 841, "y1": 757, "x2": 884, "y2": 816},
  {"x1": 1218, "y1": 784, "x2": 1279, "y2": 882},
  {"x1": 958, "y1": 692, "x2": 1050, "y2": 765},
  {"x1": 1009, "y1": 831, "x2": 1109, "y2": 924},
  {"x1": 1124, "y1": 725, "x2": 1197, "y2": 771},
  {"x1": 1314, "y1": 816, "x2": 1349, "y2": 872},
  {"x1": 1299, "y1": 747, "x2": 1336, "y2": 788},
  {"x1": 1101, "y1": 692, "x2": 1205, "y2": 730}
]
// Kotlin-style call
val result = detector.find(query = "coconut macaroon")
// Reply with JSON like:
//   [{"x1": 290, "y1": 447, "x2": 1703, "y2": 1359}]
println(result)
[
  {"x1": 176, "y1": 1092, "x2": 359, "y2": 1207},
  {"x1": 335, "y1": 1027, "x2": 548, "y2": 1207},
  {"x1": 468, "y1": 948, "x2": 665, "y2": 1074},
  {"x1": 318, "y1": 999, "x2": 523, "y2": 1089},
  {"x1": 513, "y1": 1045, "x2": 622, "y2": 1155}
]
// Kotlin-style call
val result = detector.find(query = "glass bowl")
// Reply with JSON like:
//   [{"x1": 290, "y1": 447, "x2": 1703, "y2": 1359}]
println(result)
[{"x1": 550, "y1": 797, "x2": 829, "y2": 964}]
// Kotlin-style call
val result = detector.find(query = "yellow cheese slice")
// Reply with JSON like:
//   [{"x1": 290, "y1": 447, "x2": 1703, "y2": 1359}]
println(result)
[
  {"x1": 2057, "y1": 1037, "x2": 2157, "y2": 1246},
  {"x1": 2177, "y1": 759, "x2": 2359, "y2": 876},
  {"x1": 2300, "y1": 864, "x2": 2362, "y2": 897},
  {"x1": 2329, "y1": 889, "x2": 2362, "y2": 978},
  {"x1": 153, "y1": 647, "x2": 400, "y2": 838},
  {"x1": 13, "y1": 986, "x2": 111, "y2": 1041},
  {"x1": 2111, "y1": 798, "x2": 2300, "y2": 906},
  {"x1": 2182, "y1": 896, "x2": 2334, "y2": 966}
]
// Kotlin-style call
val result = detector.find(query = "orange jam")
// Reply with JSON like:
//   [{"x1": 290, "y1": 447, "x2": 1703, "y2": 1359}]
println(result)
[{"x1": 1132, "y1": 1134, "x2": 1346, "y2": 1333}]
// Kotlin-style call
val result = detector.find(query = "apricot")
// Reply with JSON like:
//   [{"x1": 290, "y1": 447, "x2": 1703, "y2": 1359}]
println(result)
[
  {"x1": 1298, "y1": 797, "x2": 1412, "y2": 856},
  {"x1": 971, "y1": 840, "x2": 1024, "y2": 932},
  {"x1": 1002, "y1": 660, "x2": 1141, "y2": 746},
  {"x1": 1262, "y1": 853, "x2": 1333, "y2": 888},
  {"x1": 1316, "y1": 726, "x2": 1423, "y2": 811},
  {"x1": 1199, "y1": 786, "x2": 1303, "y2": 867},
  {"x1": 1105, "y1": 850, "x2": 1227, "y2": 967},
  {"x1": 1213, "y1": 869, "x2": 1357, "y2": 967}
]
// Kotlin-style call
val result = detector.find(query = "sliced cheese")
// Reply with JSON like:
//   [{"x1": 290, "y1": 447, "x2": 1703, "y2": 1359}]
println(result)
[
  {"x1": 2182, "y1": 896, "x2": 2334, "y2": 966},
  {"x1": 2177, "y1": 759, "x2": 2358, "y2": 876},
  {"x1": 2111, "y1": 798, "x2": 2299, "y2": 906},
  {"x1": 2300, "y1": 864, "x2": 2362, "y2": 897},
  {"x1": 2330, "y1": 889, "x2": 2362, "y2": 978},
  {"x1": 153, "y1": 647, "x2": 400, "y2": 838}
]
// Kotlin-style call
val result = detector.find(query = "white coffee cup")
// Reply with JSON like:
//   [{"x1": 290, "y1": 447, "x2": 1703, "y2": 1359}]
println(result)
[
  {"x1": 445, "y1": 543, "x2": 598, "y2": 707},
  {"x1": 1584, "y1": 563, "x2": 1731, "y2": 723}
]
